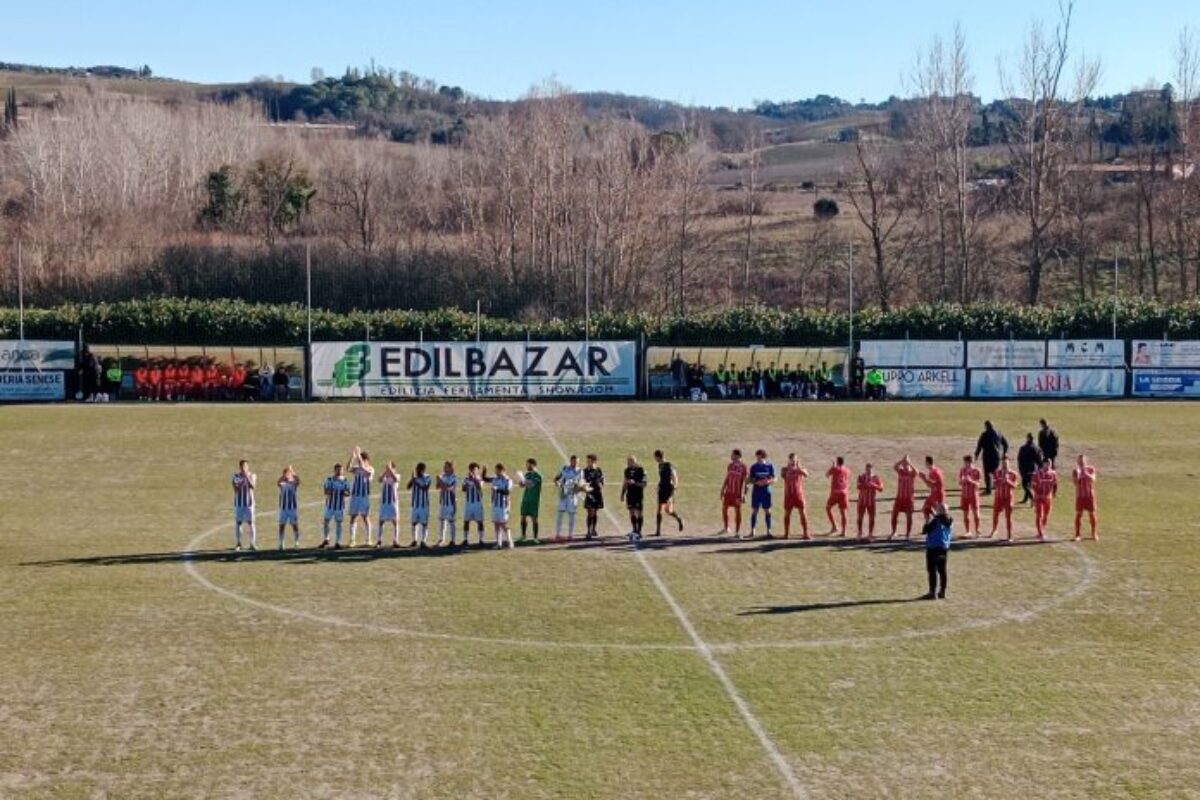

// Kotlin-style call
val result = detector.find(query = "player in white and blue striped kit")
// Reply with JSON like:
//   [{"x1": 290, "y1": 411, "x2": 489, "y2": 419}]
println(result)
[
  {"x1": 276, "y1": 465, "x2": 300, "y2": 550},
  {"x1": 347, "y1": 447, "x2": 374, "y2": 548},
  {"x1": 319, "y1": 463, "x2": 350, "y2": 549},
  {"x1": 488, "y1": 463, "x2": 515, "y2": 550},
  {"x1": 232, "y1": 460, "x2": 257, "y2": 552},
  {"x1": 436, "y1": 461, "x2": 458, "y2": 546},
  {"x1": 407, "y1": 462, "x2": 433, "y2": 547},
  {"x1": 377, "y1": 461, "x2": 400, "y2": 548},
  {"x1": 462, "y1": 463, "x2": 487, "y2": 546}
]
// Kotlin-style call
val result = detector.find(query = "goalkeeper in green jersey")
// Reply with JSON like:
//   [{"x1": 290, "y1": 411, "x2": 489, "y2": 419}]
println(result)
[{"x1": 517, "y1": 458, "x2": 544, "y2": 543}]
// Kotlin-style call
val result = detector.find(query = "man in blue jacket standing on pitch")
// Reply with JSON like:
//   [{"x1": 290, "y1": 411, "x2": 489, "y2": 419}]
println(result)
[{"x1": 922, "y1": 503, "x2": 953, "y2": 600}]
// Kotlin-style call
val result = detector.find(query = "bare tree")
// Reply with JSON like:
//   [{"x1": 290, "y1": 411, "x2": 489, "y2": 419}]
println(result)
[
  {"x1": 999, "y1": 0, "x2": 1100, "y2": 303},
  {"x1": 843, "y1": 136, "x2": 917, "y2": 310}
]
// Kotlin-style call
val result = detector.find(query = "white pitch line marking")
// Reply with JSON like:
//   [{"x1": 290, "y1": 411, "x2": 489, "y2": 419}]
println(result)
[{"x1": 521, "y1": 403, "x2": 808, "y2": 800}]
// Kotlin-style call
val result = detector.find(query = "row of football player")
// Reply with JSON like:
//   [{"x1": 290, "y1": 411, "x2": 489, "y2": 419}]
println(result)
[
  {"x1": 230, "y1": 448, "x2": 1099, "y2": 552},
  {"x1": 715, "y1": 449, "x2": 1100, "y2": 543},
  {"x1": 230, "y1": 447, "x2": 685, "y2": 552}
]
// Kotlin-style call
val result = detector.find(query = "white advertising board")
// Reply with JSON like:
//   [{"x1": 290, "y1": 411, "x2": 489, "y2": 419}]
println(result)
[
  {"x1": 1130, "y1": 340, "x2": 1200, "y2": 369},
  {"x1": 311, "y1": 341, "x2": 638, "y2": 398},
  {"x1": 969, "y1": 368, "x2": 1125, "y2": 398},
  {"x1": 0, "y1": 370, "x2": 66, "y2": 401},
  {"x1": 859, "y1": 340, "x2": 965, "y2": 368},
  {"x1": 967, "y1": 340, "x2": 1046, "y2": 369},
  {"x1": 881, "y1": 367, "x2": 967, "y2": 398},
  {"x1": 0, "y1": 340, "x2": 75, "y2": 371},
  {"x1": 1046, "y1": 339, "x2": 1124, "y2": 367}
]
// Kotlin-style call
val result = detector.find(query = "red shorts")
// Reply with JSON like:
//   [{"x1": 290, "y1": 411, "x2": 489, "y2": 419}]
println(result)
[
  {"x1": 960, "y1": 494, "x2": 979, "y2": 510},
  {"x1": 922, "y1": 494, "x2": 944, "y2": 514},
  {"x1": 892, "y1": 496, "x2": 914, "y2": 513},
  {"x1": 827, "y1": 492, "x2": 848, "y2": 510},
  {"x1": 993, "y1": 497, "x2": 1013, "y2": 512},
  {"x1": 856, "y1": 501, "x2": 876, "y2": 514},
  {"x1": 722, "y1": 496, "x2": 743, "y2": 509},
  {"x1": 785, "y1": 498, "x2": 806, "y2": 512},
  {"x1": 1076, "y1": 497, "x2": 1096, "y2": 513}
]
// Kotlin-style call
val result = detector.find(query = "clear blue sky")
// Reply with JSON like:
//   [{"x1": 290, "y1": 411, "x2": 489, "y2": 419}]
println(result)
[{"x1": 9, "y1": 1, "x2": 1198, "y2": 106}]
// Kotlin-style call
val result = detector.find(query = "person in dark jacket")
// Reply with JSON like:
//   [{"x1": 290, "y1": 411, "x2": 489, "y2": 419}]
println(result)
[
  {"x1": 1037, "y1": 419, "x2": 1059, "y2": 467},
  {"x1": 974, "y1": 421, "x2": 1009, "y2": 494},
  {"x1": 922, "y1": 503, "x2": 953, "y2": 600},
  {"x1": 79, "y1": 345, "x2": 102, "y2": 402},
  {"x1": 1017, "y1": 433, "x2": 1043, "y2": 504}
]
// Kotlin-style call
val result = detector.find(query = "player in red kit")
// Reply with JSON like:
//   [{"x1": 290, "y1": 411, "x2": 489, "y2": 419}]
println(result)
[
  {"x1": 781, "y1": 453, "x2": 810, "y2": 540},
  {"x1": 890, "y1": 455, "x2": 918, "y2": 540},
  {"x1": 825, "y1": 456, "x2": 851, "y2": 536},
  {"x1": 1031, "y1": 460, "x2": 1058, "y2": 540},
  {"x1": 1072, "y1": 455, "x2": 1098, "y2": 542},
  {"x1": 988, "y1": 456, "x2": 1019, "y2": 541},
  {"x1": 855, "y1": 464, "x2": 884, "y2": 541},
  {"x1": 720, "y1": 449, "x2": 749, "y2": 538},
  {"x1": 919, "y1": 456, "x2": 945, "y2": 520},
  {"x1": 957, "y1": 455, "x2": 982, "y2": 537}
]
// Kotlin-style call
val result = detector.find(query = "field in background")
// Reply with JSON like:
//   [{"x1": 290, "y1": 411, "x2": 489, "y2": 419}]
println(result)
[{"x1": 1, "y1": 401, "x2": 1198, "y2": 799}]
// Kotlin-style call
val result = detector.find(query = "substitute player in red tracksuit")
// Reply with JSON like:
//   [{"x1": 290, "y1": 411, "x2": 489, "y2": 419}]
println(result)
[
  {"x1": 720, "y1": 450, "x2": 749, "y2": 538},
  {"x1": 919, "y1": 457, "x2": 945, "y2": 521},
  {"x1": 825, "y1": 457, "x2": 851, "y2": 537},
  {"x1": 958, "y1": 455, "x2": 983, "y2": 537},
  {"x1": 1072, "y1": 455, "x2": 1099, "y2": 542},
  {"x1": 1032, "y1": 460, "x2": 1058, "y2": 540},
  {"x1": 855, "y1": 464, "x2": 884, "y2": 541},
  {"x1": 988, "y1": 456, "x2": 1019, "y2": 541},
  {"x1": 890, "y1": 455, "x2": 918, "y2": 540},
  {"x1": 781, "y1": 454, "x2": 810, "y2": 540}
]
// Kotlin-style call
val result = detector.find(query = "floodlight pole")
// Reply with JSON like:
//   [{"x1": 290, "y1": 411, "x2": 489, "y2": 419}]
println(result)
[
  {"x1": 1112, "y1": 254, "x2": 1119, "y2": 342},
  {"x1": 847, "y1": 242, "x2": 854, "y2": 366},
  {"x1": 305, "y1": 243, "x2": 313, "y2": 350},
  {"x1": 17, "y1": 239, "x2": 25, "y2": 342}
]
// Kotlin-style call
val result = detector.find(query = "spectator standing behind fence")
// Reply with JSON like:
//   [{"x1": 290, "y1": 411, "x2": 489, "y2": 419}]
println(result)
[
  {"x1": 670, "y1": 356, "x2": 687, "y2": 400},
  {"x1": 1017, "y1": 434, "x2": 1043, "y2": 505},
  {"x1": 1038, "y1": 419, "x2": 1059, "y2": 467},
  {"x1": 273, "y1": 365, "x2": 290, "y2": 401},
  {"x1": 922, "y1": 503, "x2": 953, "y2": 600},
  {"x1": 974, "y1": 421, "x2": 1009, "y2": 494},
  {"x1": 79, "y1": 345, "x2": 102, "y2": 402}
]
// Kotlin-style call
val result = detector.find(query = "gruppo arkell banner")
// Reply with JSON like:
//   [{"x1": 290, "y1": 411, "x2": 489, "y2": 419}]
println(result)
[
  {"x1": 881, "y1": 368, "x2": 967, "y2": 398},
  {"x1": 311, "y1": 341, "x2": 638, "y2": 398}
]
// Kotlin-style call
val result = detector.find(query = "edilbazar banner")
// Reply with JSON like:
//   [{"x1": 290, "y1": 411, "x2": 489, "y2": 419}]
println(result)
[
  {"x1": 1046, "y1": 339, "x2": 1124, "y2": 367},
  {"x1": 1130, "y1": 340, "x2": 1200, "y2": 368},
  {"x1": 0, "y1": 370, "x2": 65, "y2": 401},
  {"x1": 1132, "y1": 370, "x2": 1200, "y2": 397},
  {"x1": 967, "y1": 340, "x2": 1046, "y2": 369},
  {"x1": 311, "y1": 341, "x2": 638, "y2": 398},
  {"x1": 859, "y1": 340, "x2": 965, "y2": 368},
  {"x1": 970, "y1": 368, "x2": 1125, "y2": 398},
  {"x1": 880, "y1": 368, "x2": 966, "y2": 398},
  {"x1": 0, "y1": 340, "x2": 75, "y2": 371}
]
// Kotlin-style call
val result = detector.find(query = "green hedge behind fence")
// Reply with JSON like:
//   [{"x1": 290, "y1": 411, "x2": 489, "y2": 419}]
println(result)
[{"x1": 2, "y1": 297, "x2": 1200, "y2": 346}]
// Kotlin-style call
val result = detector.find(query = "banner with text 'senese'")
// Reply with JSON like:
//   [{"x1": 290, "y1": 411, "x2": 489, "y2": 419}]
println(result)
[
  {"x1": 970, "y1": 368, "x2": 1125, "y2": 398},
  {"x1": 0, "y1": 371, "x2": 65, "y2": 401},
  {"x1": 311, "y1": 341, "x2": 637, "y2": 398},
  {"x1": 1132, "y1": 370, "x2": 1200, "y2": 397}
]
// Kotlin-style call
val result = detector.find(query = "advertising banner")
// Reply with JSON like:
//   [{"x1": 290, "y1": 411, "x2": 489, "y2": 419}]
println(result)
[
  {"x1": 881, "y1": 367, "x2": 966, "y2": 398},
  {"x1": 0, "y1": 340, "x2": 75, "y2": 371},
  {"x1": 967, "y1": 340, "x2": 1046, "y2": 369},
  {"x1": 0, "y1": 370, "x2": 66, "y2": 401},
  {"x1": 1130, "y1": 340, "x2": 1200, "y2": 369},
  {"x1": 859, "y1": 340, "x2": 965, "y2": 368},
  {"x1": 969, "y1": 368, "x2": 1125, "y2": 398},
  {"x1": 311, "y1": 341, "x2": 638, "y2": 399},
  {"x1": 1132, "y1": 370, "x2": 1200, "y2": 397},
  {"x1": 1046, "y1": 339, "x2": 1124, "y2": 368}
]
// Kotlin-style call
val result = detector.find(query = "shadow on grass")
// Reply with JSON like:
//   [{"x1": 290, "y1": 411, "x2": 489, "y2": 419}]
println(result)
[
  {"x1": 22, "y1": 532, "x2": 1068, "y2": 568},
  {"x1": 739, "y1": 596, "x2": 928, "y2": 615}
]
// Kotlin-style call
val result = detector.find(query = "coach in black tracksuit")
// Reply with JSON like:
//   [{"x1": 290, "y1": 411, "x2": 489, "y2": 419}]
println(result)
[
  {"x1": 974, "y1": 421, "x2": 1009, "y2": 494},
  {"x1": 1017, "y1": 434, "x2": 1043, "y2": 504},
  {"x1": 1038, "y1": 419, "x2": 1059, "y2": 467}
]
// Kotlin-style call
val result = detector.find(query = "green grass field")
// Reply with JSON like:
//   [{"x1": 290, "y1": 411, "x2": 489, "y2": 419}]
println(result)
[{"x1": 1, "y1": 401, "x2": 1197, "y2": 799}]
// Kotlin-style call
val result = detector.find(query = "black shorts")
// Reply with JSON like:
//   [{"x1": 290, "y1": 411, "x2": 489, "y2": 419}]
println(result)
[
  {"x1": 625, "y1": 491, "x2": 644, "y2": 511},
  {"x1": 657, "y1": 486, "x2": 674, "y2": 505},
  {"x1": 585, "y1": 492, "x2": 604, "y2": 510}
]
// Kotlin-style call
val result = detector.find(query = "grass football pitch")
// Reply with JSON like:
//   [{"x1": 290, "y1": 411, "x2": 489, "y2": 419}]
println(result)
[{"x1": 1, "y1": 401, "x2": 1197, "y2": 800}]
